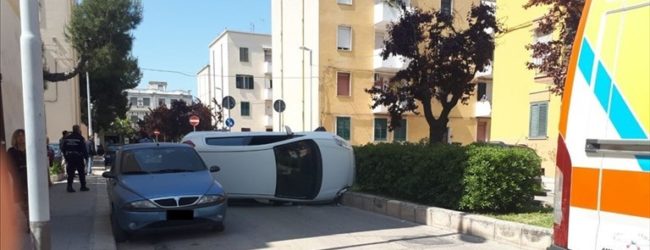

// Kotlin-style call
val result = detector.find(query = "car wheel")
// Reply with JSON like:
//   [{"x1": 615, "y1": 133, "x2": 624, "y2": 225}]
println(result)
[
  {"x1": 211, "y1": 222, "x2": 225, "y2": 232},
  {"x1": 110, "y1": 208, "x2": 129, "y2": 242}
]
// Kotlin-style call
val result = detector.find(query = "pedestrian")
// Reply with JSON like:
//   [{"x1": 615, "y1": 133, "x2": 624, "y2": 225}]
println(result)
[
  {"x1": 59, "y1": 130, "x2": 69, "y2": 172},
  {"x1": 6, "y1": 129, "x2": 27, "y2": 213},
  {"x1": 46, "y1": 137, "x2": 54, "y2": 186},
  {"x1": 61, "y1": 125, "x2": 89, "y2": 192},
  {"x1": 85, "y1": 136, "x2": 96, "y2": 175}
]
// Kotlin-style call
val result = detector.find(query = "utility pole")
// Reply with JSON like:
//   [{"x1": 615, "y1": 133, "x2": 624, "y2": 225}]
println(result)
[
  {"x1": 19, "y1": 0, "x2": 51, "y2": 249},
  {"x1": 86, "y1": 72, "x2": 93, "y2": 141},
  {"x1": 299, "y1": 46, "x2": 312, "y2": 131}
]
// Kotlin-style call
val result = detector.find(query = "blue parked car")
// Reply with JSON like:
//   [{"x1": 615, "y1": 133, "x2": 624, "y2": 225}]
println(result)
[{"x1": 102, "y1": 143, "x2": 226, "y2": 242}]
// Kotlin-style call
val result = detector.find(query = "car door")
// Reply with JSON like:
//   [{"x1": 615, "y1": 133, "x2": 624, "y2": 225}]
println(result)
[{"x1": 273, "y1": 140, "x2": 322, "y2": 200}]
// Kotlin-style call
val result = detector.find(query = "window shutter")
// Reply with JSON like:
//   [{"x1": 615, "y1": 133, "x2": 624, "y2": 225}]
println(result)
[
  {"x1": 337, "y1": 73, "x2": 350, "y2": 96},
  {"x1": 529, "y1": 104, "x2": 540, "y2": 137},
  {"x1": 236, "y1": 75, "x2": 243, "y2": 89},
  {"x1": 538, "y1": 103, "x2": 548, "y2": 137},
  {"x1": 338, "y1": 26, "x2": 351, "y2": 50}
]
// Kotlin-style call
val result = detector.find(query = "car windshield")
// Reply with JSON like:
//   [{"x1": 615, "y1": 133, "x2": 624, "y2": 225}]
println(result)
[{"x1": 120, "y1": 147, "x2": 206, "y2": 174}]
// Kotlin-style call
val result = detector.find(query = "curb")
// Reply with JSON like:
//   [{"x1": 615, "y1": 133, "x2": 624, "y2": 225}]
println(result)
[
  {"x1": 341, "y1": 191, "x2": 552, "y2": 250},
  {"x1": 89, "y1": 166, "x2": 117, "y2": 250}
]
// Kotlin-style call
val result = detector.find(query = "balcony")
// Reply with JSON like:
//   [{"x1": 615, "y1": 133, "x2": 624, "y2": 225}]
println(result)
[
  {"x1": 264, "y1": 114, "x2": 273, "y2": 127},
  {"x1": 475, "y1": 64, "x2": 492, "y2": 79},
  {"x1": 374, "y1": 1, "x2": 401, "y2": 31},
  {"x1": 372, "y1": 104, "x2": 389, "y2": 114},
  {"x1": 374, "y1": 49, "x2": 408, "y2": 72},
  {"x1": 263, "y1": 88, "x2": 273, "y2": 101},
  {"x1": 475, "y1": 99, "x2": 492, "y2": 117},
  {"x1": 263, "y1": 61, "x2": 272, "y2": 75}
]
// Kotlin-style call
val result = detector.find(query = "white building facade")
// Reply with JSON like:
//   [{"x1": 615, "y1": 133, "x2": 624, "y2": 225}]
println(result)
[
  {"x1": 197, "y1": 30, "x2": 273, "y2": 132},
  {"x1": 125, "y1": 81, "x2": 192, "y2": 123}
]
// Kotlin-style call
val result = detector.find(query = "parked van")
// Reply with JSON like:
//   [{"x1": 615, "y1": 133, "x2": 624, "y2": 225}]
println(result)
[
  {"x1": 181, "y1": 131, "x2": 355, "y2": 203},
  {"x1": 553, "y1": 0, "x2": 650, "y2": 249}
]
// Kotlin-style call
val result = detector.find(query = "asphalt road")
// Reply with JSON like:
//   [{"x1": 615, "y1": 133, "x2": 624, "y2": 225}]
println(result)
[{"x1": 117, "y1": 200, "x2": 519, "y2": 250}]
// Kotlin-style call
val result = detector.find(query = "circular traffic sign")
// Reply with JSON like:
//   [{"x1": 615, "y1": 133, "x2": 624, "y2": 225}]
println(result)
[
  {"x1": 189, "y1": 115, "x2": 200, "y2": 127},
  {"x1": 273, "y1": 99, "x2": 286, "y2": 113},
  {"x1": 225, "y1": 118, "x2": 235, "y2": 128},
  {"x1": 153, "y1": 130, "x2": 160, "y2": 136},
  {"x1": 223, "y1": 96, "x2": 236, "y2": 110}
]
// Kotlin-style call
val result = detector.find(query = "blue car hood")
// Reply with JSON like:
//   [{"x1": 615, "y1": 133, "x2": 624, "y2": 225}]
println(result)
[{"x1": 119, "y1": 171, "x2": 216, "y2": 199}]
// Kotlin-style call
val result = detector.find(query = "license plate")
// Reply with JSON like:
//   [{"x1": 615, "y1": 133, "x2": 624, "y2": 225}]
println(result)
[{"x1": 166, "y1": 210, "x2": 193, "y2": 220}]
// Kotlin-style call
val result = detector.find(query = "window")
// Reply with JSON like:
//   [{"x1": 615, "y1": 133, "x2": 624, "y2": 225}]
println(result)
[
  {"x1": 393, "y1": 119, "x2": 407, "y2": 141},
  {"x1": 477, "y1": 82, "x2": 487, "y2": 101},
  {"x1": 337, "y1": 0, "x2": 352, "y2": 5},
  {"x1": 236, "y1": 75, "x2": 254, "y2": 89},
  {"x1": 264, "y1": 49, "x2": 272, "y2": 62},
  {"x1": 529, "y1": 102, "x2": 549, "y2": 138},
  {"x1": 241, "y1": 128, "x2": 251, "y2": 132},
  {"x1": 374, "y1": 118, "x2": 388, "y2": 141},
  {"x1": 336, "y1": 117, "x2": 351, "y2": 140},
  {"x1": 533, "y1": 30, "x2": 552, "y2": 76},
  {"x1": 441, "y1": 0, "x2": 452, "y2": 16},
  {"x1": 240, "y1": 47, "x2": 249, "y2": 62},
  {"x1": 337, "y1": 26, "x2": 352, "y2": 51},
  {"x1": 158, "y1": 98, "x2": 165, "y2": 106},
  {"x1": 143, "y1": 98, "x2": 150, "y2": 107},
  {"x1": 241, "y1": 101, "x2": 251, "y2": 116},
  {"x1": 337, "y1": 72, "x2": 351, "y2": 96},
  {"x1": 129, "y1": 97, "x2": 137, "y2": 106}
]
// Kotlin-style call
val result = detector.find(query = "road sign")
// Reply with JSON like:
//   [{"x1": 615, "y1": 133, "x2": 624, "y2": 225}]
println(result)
[
  {"x1": 153, "y1": 130, "x2": 160, "y2": 136},
  {"x1": 273, "y1": 99, "x2": 286, "y2": 113},
  {"x1": 223, "y1": 96, "x2": 236, "y2": 110},
  {"x1": 225, "y1": 118, "x2": 235, "y2": 128},
  {"x1": 189, "y1": 115, "x2": 200, "y2": 127}
]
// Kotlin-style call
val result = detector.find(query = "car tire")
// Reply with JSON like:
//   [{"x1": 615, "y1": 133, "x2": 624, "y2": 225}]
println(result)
[
  {"x1": 211, "y1": 222, "x2": 225, "y2": 232},
  {"x1": 110, "y1": 208, "x2": 129, "y2": 242}
]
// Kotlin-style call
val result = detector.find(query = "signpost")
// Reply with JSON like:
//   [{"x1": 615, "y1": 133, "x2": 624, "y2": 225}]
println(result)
[
  {"x1": 273, "y1": 99, "x2": 286, "y2": 132},
  {"x1": 153, "y1": 129, "x2": 160, "y2": 141},
  {"x1": 225, "y1": 118, "x2": 235, "y2": 128},
  {"x1": 189, "y1": 115, "x2": 200, "y2": 132},
  {"x1": 223, "y1": 96, "x2": 236, "y2": 110}
]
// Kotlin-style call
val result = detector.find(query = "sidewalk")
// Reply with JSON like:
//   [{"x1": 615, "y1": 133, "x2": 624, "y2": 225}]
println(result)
[{"x1": 49, "y1": 159, "x2": 115, "y2": 250}]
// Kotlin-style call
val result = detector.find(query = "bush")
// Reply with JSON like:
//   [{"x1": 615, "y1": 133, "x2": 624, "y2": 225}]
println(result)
[
  {"x1": 459, "y1": 145, "x2": 542, "y2": 212},
  {"x1": 354, "y1": 142, "x2": 467, "y2": 209},
  {"x1": 50, "y1": 160, "x2": 64, "y2": 175}
]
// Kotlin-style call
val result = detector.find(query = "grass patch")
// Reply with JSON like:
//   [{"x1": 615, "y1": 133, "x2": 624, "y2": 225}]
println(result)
[{"x1": 484, "y1": 206, "x2": 554, "y2": 228}]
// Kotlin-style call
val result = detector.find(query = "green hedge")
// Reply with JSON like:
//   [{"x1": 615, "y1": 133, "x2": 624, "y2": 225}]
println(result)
[{"x1": 353, "y1": 143, "x2": 542, "y2": 213}]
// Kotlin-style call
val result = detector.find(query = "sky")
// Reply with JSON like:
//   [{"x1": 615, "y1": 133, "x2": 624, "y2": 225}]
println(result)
[{"x1": 132, "y1": 0, "x2": 271, "y2": 96}]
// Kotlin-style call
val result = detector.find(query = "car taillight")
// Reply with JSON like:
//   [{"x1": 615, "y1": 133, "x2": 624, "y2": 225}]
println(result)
[{"x1": 183, "y1": 140, "x2": 195, "y2": 147}]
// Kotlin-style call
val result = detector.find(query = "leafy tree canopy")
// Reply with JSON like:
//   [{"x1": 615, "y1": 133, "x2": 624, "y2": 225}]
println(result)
[
  {"x1": 142, "y1": 100, "x2": 214, "y2": 142},
  {"x1": 367, "y1": 3, "x2": 499, "y2": 143},
  {"x1": 524, "y1": 0, "x2": 585, "y2": 95}
]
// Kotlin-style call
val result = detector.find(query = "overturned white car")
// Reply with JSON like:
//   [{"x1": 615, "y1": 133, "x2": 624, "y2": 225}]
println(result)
[{"x1": 181, "y1": 131, "x2": 355, "y2": 203}]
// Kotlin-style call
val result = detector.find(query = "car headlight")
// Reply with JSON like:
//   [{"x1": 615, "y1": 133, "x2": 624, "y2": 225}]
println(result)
[
  {"x1": 197, "y1": 195, "x2": 226, "y2": 205},
  {"x1": 123, "y1": 200, "x2": 158, "y2": 210}
]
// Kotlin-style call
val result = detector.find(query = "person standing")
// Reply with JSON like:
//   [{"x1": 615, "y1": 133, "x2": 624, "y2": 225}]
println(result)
[
  {"x1": 85, "y1": 137, "x2": 96, "y2": 175},
  {"x1": 7, "y1": 129, "x2": 27, "y2": 208},
  {"x1": 61, "y1": 125, "x2": 89, "y2": 192}
]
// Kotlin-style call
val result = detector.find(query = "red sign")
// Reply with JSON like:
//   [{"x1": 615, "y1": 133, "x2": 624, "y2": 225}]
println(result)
[
  {"x1": 153, "y1": 130, "x2": 160, "y2": 136},
  {"x1": 189, "y1": 115, "x2": 200, "y2": 127}
]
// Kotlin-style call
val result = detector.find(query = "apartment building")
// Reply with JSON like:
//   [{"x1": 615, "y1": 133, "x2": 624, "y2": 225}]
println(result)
[
  {"x1": 41, "y1": 0, "x2": 84, "y2": 142},
  {"x1": 197, "y1": 30, "x2": 273, "y2": 132},
  {"x1": 125, "y1": 81, "x2": 193, "y2": 123},
  {"x1": 491, "y1": 0, "x2": 561, "y2": 177},
  {"x1": 272, "y1": 0, "x2": 490, "y2": 145}
]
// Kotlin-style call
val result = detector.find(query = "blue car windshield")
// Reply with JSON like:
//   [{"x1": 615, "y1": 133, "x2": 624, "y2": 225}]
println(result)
[{"x1": 120, "y1": 147, "x2": 206, "y2": 174}]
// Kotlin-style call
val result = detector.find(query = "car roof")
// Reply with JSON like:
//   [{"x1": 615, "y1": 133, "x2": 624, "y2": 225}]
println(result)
[
  {"x1": 185, "y1": 131, "x2": 335, "y2": 139},
  {"x1": 120, "y1": 142, "x2": 192, "y2": 151}
]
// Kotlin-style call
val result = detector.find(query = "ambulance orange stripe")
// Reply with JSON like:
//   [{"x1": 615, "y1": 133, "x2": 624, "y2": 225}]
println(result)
[
  {"x1": 600, "y1": 169, "x2": 650, "y2": 218},
  {"x1": 570, "y1": 167, "x2": 599, "y2": 210},
  {"x1": 559, "y1": 0, "x2": 593, "y2": 137},
  {"x1": 570, "y1": 167, "x2": 650, "y2": 218}
]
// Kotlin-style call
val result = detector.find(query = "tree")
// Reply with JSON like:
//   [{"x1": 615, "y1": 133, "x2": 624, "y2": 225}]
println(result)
[
  {"x1": 104, "y1": 117, "x2": 137, "y2": 142},
  {"x1": 524, "y1": 0, "x2": 585, "y2": 95},
  {"x1": 142, "y1": 100, "x2": 214, "y2": 141},
  {"x1": 44, "y1": 0, "x2": 143, "y2": 82},
  {"x1": 367, "y1": 4, "x2": 499, "y2": 143},
  {"x1": 59, "y1": 0, "x2": 143, "y2": 132}
]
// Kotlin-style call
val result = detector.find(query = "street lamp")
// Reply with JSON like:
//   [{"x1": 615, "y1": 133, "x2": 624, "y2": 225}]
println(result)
[{"x1": 299, "y1": 46, "x2": 313, "y2": 131}]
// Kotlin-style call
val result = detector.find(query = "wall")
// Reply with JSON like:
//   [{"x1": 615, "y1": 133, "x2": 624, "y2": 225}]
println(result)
[
  {"x1": 491, "y1": 0, "x2": 560, "y2": 177},
  {"x1": 1, "y1": 0, "x2": 24, "y2": 145}
]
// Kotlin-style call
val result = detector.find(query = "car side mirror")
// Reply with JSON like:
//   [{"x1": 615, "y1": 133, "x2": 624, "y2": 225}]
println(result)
[
  {"x1": 209, "y1": 166, "x2": 221, "y2": 173},
  {"x1": 102, "y1": 171, "x2": 116, "y2": 179}
]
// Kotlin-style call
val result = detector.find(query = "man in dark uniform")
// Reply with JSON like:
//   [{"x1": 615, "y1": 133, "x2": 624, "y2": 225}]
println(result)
[{"x1": 61, "y1": 125, "x2": 89, "y2": 192}]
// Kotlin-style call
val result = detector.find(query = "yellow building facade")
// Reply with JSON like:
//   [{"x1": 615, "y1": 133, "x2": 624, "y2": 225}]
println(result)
[
  {"x1": 491, "y1": 0, "x2": 561, "y2": 177},
  {"x1": 273, "y1": 0, "x2": 488, "y2": 146}
]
